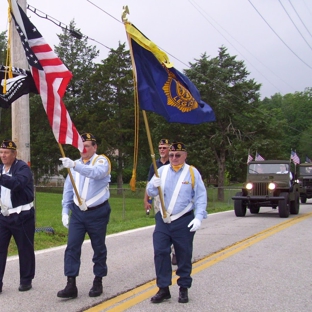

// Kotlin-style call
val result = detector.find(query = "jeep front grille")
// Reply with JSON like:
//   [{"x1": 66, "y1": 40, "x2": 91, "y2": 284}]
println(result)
[
  {"x1": 252, "y1": 183, "x2": 269, "y2": 196},
  {"x1": 303, "y1": 179, "x2": 312, "y2": 187}
]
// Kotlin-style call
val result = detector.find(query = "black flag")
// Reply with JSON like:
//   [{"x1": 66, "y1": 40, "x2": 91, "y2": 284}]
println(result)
[{"x1": 0, "y1": 65, "x2": 38, "y2": 108}]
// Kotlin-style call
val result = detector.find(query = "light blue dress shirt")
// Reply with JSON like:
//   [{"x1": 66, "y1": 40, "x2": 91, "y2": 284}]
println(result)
[
  {"x1": 62, "y1": 153, "x2": 111, "y2": 215},
  {"x1": 146, "y1": 163, "x2": 207, "y2": 221}
]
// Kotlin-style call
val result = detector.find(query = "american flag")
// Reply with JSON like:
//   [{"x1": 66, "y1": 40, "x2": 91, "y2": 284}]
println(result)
[
  {"x1": 291, "y1": 150, "x2": 300, "y2": 165},
  {"x1": 10, "y1": 1, "x2": 84, "y2": 152},
  {"x1": 255, "y1": 152, "x2": 264, "y2": 161},
  {"x1": 247, "y1": 154, "x2": 253, "y2": 163}
]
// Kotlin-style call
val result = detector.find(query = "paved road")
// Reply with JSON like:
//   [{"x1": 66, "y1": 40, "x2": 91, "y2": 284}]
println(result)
[{"x1": 2, "y1": 203, "x2": 312, "y2": 312}]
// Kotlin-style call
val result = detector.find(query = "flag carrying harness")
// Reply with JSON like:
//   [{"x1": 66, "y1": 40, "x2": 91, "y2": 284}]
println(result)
[{"x1": 73, "y1": 154, "x2": 111, "y2": 209}]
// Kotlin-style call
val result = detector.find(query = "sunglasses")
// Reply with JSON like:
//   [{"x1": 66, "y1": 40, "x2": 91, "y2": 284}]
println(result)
[
  {"x1": 158, "y1": 147, "x2": 168, "y2": 150},
  {"x1": 169, "y1": 154, "x2": 181, "y2": 158}
]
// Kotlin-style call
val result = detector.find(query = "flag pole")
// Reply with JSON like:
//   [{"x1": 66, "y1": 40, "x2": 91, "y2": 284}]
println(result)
[
  {"x1": 142, "y1": 110, "x2": 168, "y2": 218},
  {"x1": 58, "y1": 143, "x2": 82, "y2": 205},
  {"x1": 122, "y1": 7, "x2": 168, "y2": 219}
]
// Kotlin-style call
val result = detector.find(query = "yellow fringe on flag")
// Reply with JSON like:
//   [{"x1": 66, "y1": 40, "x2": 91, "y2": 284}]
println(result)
[{"x1": 128, "y1": 32, "x2": 140, "y2": 192}]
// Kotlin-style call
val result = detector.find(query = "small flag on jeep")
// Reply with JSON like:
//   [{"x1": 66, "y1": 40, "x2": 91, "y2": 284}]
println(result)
[
  {"x1": 255, "y1": 152, "x2": 264, "y2": 161},
  {"x1": 291, "y1": 150, "x2": 300, "y2": 164}
]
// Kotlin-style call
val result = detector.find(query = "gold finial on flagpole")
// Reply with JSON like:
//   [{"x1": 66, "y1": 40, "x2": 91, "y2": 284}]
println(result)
[{"x1": 121, "y1": 5, "x2": 130, "y2": 22}]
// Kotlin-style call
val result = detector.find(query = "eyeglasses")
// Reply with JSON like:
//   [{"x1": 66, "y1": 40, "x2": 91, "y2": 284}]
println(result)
[
  {"x1": 158, "y1": 147, "x2": 168, "y2": 150},
  {"x1": 169, "y1": 154, "x2": 181, "y2": 158}
]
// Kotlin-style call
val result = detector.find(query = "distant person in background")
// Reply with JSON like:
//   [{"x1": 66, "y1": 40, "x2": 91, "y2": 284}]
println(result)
[
  {"x1": 306, "y1": 167, "x2": 312, "y2": 174},
  {"x1": 277, "y1": 164, "x2": 293, "y2": 184},
  {"x1": 143, "y1": 139, "x2": 177, "y2": 265},
  {"x1": 0, "y1": 139, "x2": 35, "y2": 293},
  {"x1": 144, "y1": 139, "x2": 170, "y2": 214},
  {"x1": 256, "y1": 164, "x2": 264, "y2": 174}
]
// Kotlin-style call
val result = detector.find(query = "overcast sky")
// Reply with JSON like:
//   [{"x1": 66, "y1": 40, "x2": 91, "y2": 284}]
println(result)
[{"x1": 1, "y1": 0, "x2": 312, "y2": 99}]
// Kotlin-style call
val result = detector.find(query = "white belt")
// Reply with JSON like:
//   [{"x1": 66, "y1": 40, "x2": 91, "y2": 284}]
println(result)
[
  {"x1": 170, "y1": 201, "x2": 193, "y2": 221},
  {"x1": 1, "y1": 202, "x2": 33, "y2": 216}
]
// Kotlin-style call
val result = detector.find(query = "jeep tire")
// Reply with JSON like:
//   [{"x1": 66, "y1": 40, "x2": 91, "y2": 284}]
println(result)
[
  {"x1": 278, "y1": 192, "x2": 290, "y2": 218},
  {"x1": 290, "y1": 192, "x2": 300, "y2": 214},
  {"x1": 234, "y1": 192, "x2": 247, "y2": 217},
  {"x1": 249, "y1": 205, "x2": 260, "y2": 214},
  {"x1": 300, "y1": 196, "x2": 307, "y2": 204}
]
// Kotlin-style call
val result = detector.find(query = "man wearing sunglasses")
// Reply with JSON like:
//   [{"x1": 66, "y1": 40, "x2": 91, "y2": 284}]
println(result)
[
  {"x1": 144, "y1": 139, "x2": 177, "y2": 265},
  {"x1": 144, "y1": 139, "x2": 170, "y2": 214},
  {"x1": 146, "y1": 142, "x2": 207, "y2": 304}
]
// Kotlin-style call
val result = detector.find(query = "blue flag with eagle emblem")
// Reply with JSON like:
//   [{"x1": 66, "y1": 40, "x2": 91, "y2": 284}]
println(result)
[{"x1": 126, "y1": 23, "x2": 215, "y2": 124}]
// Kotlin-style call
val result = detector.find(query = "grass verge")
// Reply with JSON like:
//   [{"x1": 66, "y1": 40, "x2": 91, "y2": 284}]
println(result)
[{"x1": 8, "y1": 188, "x2": 235, "y2": 256}]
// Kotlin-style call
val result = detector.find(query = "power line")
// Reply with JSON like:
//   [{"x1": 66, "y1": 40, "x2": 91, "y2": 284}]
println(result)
[
  {"x1": 86, "y1": 0, "x2": 122, "y2": 24},
  {"x1": 248, "y1": 0, "x2": 312, "y2": 70},
  {"x1": 278, "y1": 0, "x2": 312, "y2": 51},
  {"x1": 188, "y1": 0, "x2": 292, "y2": 93},
  {"x1": 26, "y1": 4, "x2": 111, "y2": 50},
  {"x1": 288, "y1": 0, "x2": 312, "y2": 40},
  {"x1": 84, "y1": 1, "x2": 263, "y2": 108},
  {"x1": 27, "y1": 0, "x2": 282, "y2": 101}
]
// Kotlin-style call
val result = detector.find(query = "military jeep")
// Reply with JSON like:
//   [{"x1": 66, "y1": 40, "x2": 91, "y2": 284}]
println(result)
[
  {"x1": 297, "y1": 163, "x2": 312, "y2": 203},
  {"x1": 232, "y1": 160, "x2": 300, "y2": 218}
]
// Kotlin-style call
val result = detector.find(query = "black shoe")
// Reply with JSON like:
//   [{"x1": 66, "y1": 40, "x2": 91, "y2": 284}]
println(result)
[
  {"x1": 178, "y1": 287, "x2": 188, "y2": 303},
  {"x1": 171, "y1": 254, "x2": 177, "y2": 265},
  {"x1": 57, "y1": 277, "x2": 78, "y2": 299},
  {"x1": 89, "y1": 276, "x2": 103, "y2": 297},
  {"x1": 151, "y1": 287, "x2": 171, "y2": 303},
  {"x1": 18, "y1": 284, "x2": 32, "y2": 292},
  {"x1": 0, "y1": 282, "x2": 2, "y2": 293}
]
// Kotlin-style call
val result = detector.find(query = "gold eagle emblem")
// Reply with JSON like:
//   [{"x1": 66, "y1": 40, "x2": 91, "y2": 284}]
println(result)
[{"x1": 162, "y1": 69, "x2": 198, "y2": 113}]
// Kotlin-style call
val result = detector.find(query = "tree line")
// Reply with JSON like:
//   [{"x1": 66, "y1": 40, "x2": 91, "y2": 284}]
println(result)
[{"x1": 1, "y1": 22, "x2": 311, "y2": 201}]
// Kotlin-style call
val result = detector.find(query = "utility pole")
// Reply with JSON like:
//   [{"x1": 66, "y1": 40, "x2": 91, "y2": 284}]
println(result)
[{"x1": 11, "y1": 0, "x2": 30, "y2": 165}]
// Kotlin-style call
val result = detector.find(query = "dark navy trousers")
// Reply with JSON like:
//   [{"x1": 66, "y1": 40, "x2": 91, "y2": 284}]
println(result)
[
  {"x1": 153, "y1": 211, "x2": 195, "y2": 288},
  {"x1": 0, "y1": 208, "x2": 35, "y2": 285},
  {"x1": 64, "y1": 201, "x2": 111, "y2": 277}
]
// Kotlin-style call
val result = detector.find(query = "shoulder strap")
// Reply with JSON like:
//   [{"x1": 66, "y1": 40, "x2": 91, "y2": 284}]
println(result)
[
  {"x1": 189, "y1": 165, "x2": 195, "y2": 189},
  {"x1": 74, "y1": 154, "x2": 110, "y2": 207},
  {"x1": 92, "y1": 154, "x2": 111, "y2": 174}
]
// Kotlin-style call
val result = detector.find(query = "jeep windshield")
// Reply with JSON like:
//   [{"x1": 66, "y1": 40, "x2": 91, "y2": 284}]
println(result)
[
  {"x1": 299, "y1": 166, "x2": 312, "y2": 175},
  {"x1": 249, "y1": 163, "x2": 290, "y2": 174}
]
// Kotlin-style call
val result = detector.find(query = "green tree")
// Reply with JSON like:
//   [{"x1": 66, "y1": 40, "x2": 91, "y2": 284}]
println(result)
[
  {"x1": 262, "y1": 88, "x2": 312, "y2": 161},
  {"x1": 85, "y1": 42, "x2": 140, "y2": 192},
  {"x1": 54, "y1": 20, "x2": 99, "y2": 107},
  {"x1": 183, "y1": 46, "x2": 282, "y2": 200}
]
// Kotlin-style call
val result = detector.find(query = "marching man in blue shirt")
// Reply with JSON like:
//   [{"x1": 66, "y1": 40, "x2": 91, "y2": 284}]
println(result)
[
  {"x1": 57, "y1": 133, "x2": 111, "y2": 299},
  {"x1": 147, "y1": 142, "x2": 207, "y2": 304}
]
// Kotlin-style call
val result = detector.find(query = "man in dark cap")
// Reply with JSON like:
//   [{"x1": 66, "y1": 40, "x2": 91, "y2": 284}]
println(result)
[
  {"x1": 146, "y1": 142, "x2": 207, "y2": 304},
  {"x1": 57, "y1": 133, "x2": 111, "y2": 299},
  {"x1": 143, "y1": 139, "x2": 177, "y2": 264},
  {"x1": 0, "y1": 139, "x2": 35, "y2": 293}
]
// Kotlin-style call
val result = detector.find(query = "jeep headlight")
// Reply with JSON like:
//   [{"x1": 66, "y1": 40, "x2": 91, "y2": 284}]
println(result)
[
  {"x1": 246, "y1": 183, "x2": 253, "y2": 190},
  {"x1": 268, "y1": 183, "x2": 276, "y2": 190}
]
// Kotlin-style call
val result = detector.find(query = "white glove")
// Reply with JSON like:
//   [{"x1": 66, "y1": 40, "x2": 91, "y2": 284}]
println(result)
[
  {"x1": 62, "y1": 213, "x2": 69, "y2": 228},
  {"x1": 188, "y1": 218, "x2": 201, "y2": 232},
  {"x1": 153, "y1": 177, "x2": 161, "y2": 188},
  {"x1": 162, "y1": 213, "x2": 171, "y2": 224},
  {"x1": 78, "y1": 198, "x2": 88, "y2": 211},
  {"x1": 59, "y1": 157, "x2": 75, "y2": 168}
]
